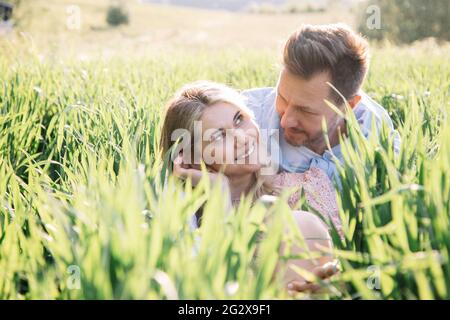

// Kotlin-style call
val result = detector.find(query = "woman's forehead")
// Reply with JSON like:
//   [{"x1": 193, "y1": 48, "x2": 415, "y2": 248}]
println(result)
[{"x1": 201, "y1": 102, "x2": 240, "y2": 128}]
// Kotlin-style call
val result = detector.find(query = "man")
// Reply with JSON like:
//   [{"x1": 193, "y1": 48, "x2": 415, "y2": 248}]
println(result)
[
  {"x1": 243, "y1": 23, "x2": 400, "y2": 184},
  {"x1": 242, "y1": 23, "x2": 400, "y2": 294}
]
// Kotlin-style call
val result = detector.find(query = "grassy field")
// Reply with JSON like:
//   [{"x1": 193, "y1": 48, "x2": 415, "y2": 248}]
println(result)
[{"x1": 0, "y1": 1, "x2": 449, "y2": 300}]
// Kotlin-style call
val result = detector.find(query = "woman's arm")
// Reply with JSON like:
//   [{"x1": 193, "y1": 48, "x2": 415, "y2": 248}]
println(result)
[{"x1": 272, "y1": 210, "x2": 339, "y2": 295}]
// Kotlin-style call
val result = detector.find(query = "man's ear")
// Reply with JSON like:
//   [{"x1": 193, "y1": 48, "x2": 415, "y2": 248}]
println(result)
[{"x1": 347, "y1": 94, "x2": 362, "y2": 109}]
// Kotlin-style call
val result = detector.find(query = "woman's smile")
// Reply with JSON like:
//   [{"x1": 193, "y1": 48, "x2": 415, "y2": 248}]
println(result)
[{"x1": 234, "y1": 140, "x2": 257, "y2": 161}]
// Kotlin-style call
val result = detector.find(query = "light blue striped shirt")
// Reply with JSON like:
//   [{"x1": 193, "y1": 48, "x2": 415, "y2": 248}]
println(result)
[{"x1": 241, "y1": 87, "x2": 401, "y2": 184}]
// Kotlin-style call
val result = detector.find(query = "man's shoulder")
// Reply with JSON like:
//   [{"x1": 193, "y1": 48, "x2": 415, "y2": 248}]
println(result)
[
  {"x1": 356, "y1": 91, "x2": 391, "y2": 120},
  {"x1": 241, "y1": 87, "x2": 276, "y2": 107},
  {"x1": 240, "y1": 87, "x2": 277, "y2": 128},
  {"x1": 241, "y1": 87, "x2": 276, "y2": 96},
  {"x1": 356, "y1": 91, "x2": 401, "y2": 152}
]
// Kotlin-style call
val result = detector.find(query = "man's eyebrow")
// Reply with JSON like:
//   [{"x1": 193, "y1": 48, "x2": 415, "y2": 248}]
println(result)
[
  {"x1": 293, "y1": 104, "x2": 314, "y2": 112},
  {"x1": 278, "y1": 91, "x2": 314, "y2": 112}
]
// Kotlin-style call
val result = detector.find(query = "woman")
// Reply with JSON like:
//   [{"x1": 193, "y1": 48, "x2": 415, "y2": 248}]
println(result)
[{"x1": 160, "y1": 81, "x2": 341, "y2": 293}]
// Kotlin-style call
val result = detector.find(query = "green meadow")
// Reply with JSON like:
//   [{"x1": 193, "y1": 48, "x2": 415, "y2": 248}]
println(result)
[{"x1": 0, "y1": 1, "x2": 449, "y2": 300}]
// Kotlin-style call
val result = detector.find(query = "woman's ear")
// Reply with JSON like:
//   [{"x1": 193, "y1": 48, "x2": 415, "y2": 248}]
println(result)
[{"x1": 347, "y1": 95, "x2": 362, "y2": 109}]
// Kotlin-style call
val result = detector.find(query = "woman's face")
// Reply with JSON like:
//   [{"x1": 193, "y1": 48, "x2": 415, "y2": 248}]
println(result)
[{"x1": 198, "y1": 102, "x2": 264, "y2": 177}]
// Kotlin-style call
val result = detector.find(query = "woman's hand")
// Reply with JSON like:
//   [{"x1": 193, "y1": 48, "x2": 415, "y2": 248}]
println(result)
[{"x1": 172, "y1": 154, "x2": 229, "y2": 189}]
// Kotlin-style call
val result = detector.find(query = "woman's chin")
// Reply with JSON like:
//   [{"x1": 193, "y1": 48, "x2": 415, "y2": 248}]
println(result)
[{"x1": 224, "y1": 163, "x2": 262, "y2": 176}]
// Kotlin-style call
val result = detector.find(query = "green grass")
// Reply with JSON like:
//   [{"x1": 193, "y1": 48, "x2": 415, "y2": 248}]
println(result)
[{"x1": 0, "y1": 44, "x2": 449, "y2": 299}]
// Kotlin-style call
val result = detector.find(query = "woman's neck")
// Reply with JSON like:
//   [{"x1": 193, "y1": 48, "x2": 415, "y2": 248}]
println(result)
[{"x1": 227, "y1": 173, "x2": 256, "y2": 201}]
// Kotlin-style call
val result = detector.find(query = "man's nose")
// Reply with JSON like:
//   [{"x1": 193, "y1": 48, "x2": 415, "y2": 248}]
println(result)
[{"x1": 280, "y1": 106, "x2": 298, "y2": 129}]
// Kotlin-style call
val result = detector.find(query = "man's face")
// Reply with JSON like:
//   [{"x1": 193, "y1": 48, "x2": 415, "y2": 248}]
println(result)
[{"x1": 275, "y1": 68, "x2": 342, "y2": 153}]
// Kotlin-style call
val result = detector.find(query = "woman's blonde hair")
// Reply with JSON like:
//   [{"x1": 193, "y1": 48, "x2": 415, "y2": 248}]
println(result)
[{"x1": 160, "y1": 81, "x2": 276, "y2": 204}]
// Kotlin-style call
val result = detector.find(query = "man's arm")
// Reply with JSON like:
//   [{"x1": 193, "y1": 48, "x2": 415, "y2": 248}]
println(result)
[{"x1": 357, "y1": 91, "x2": 402, "y2": 154}]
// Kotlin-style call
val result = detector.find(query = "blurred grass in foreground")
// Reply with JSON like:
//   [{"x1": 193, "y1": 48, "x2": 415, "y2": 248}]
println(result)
[{"x1": 0, "y1": 43, "x2": 449, "y2": 299}]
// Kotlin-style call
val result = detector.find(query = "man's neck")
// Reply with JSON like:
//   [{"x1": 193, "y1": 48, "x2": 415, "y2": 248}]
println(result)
[
  {"x1": 329, "y1": 122, "x2": 347, "y2": 148},
  {"x1": 310, "y1": 120, "x2": 347, "y2": 155}
]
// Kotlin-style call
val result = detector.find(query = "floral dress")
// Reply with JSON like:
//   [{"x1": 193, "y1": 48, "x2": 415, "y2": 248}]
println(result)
[{"x1": 269, "y1": 167, "x2": 343, "y2": 237}]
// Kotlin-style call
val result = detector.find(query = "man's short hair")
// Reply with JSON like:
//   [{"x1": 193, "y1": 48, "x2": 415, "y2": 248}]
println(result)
[{"x1": 283, "y1": 23, "x2": 369, "y2": 105}]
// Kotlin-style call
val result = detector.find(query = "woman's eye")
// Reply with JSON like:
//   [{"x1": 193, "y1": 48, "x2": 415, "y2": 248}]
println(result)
[
  {"x1": 234, "y1": 114, "x2": 244, "y2": 126},
  {"x1": 212, "y1": 130, "x2": 225, "y2": 141}
]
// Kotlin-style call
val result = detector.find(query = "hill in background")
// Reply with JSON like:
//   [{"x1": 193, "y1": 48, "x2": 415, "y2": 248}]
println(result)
[
  {"x1": 142, "y1": 0, "x2": 287, "y2": 11},
  {"x1": 4, "y1": 0, "x2": 355, "y2": 57},
  {"x1": 142, "y1": 0, "x2": 358, "y2": 12}
]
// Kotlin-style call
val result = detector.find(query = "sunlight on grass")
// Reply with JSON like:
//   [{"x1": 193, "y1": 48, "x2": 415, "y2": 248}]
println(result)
[{"x1": 0, "y1": 43, "x2": 449, "y2": 299}]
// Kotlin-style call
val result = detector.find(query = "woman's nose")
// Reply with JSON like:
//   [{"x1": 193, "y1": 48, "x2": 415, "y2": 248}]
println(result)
[{"x1": 233, "y1": 130, "x2": 247, "y2": 147}]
